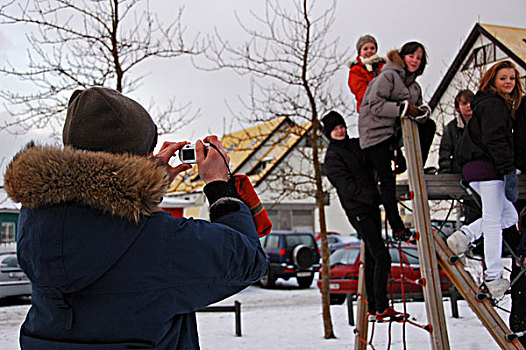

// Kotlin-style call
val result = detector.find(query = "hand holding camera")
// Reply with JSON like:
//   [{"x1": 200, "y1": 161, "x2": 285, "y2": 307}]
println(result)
[
  {"x1": 197, "y1": 136, "x2": 230, "y2": 184},
  {"x1": 152, "y1": 136, "x2": 230, "y2": 184},
  {"x1": 179, "y1": 143, "x2": 210, "y2": 164}
]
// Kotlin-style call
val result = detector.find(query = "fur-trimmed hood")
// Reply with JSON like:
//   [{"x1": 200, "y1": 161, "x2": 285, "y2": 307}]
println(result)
[
  {"x1": 384, "y1": 49, "x2": 417, "y2": 86},
  {"x1": 4, "y1": 144, "x2": 170, "y2": 223},
  {"x1": 386, "y1": 49, "x2": 405, "y2": 70}
]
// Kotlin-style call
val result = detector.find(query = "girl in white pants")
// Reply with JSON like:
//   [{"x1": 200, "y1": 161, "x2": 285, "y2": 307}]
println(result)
[
  {"x1": 459, "y1": 181, "x2": 518, "y2": 281},
  {"x1": 448, "y1": 60, "x2": 523, "y2": 299}
]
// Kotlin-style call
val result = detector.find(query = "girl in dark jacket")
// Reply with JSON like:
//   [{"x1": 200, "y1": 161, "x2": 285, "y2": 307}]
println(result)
[
  {"x1": 358, "y1": 41, "x2": 436, "y2": 241},
  {"x1": 322, "y1": 111, "x2": 407, "y2": 322},
  {"x1": 448, "y1": 60, "x2": 524, "y2": 300},
  {"x1": 348, "y1": 35, "x2": 386, "y2": 113}
]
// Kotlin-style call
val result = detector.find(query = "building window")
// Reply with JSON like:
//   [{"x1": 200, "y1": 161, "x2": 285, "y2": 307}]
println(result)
[
  {"x1": 1, "y1": 222, "x2": 16, "y2": 243},
  {"x1": 462, "y1": 43, "x2": 496, "y2": 71},
  {"x1": 267, "y1": 207, "x2": 314, "y2": 232}
]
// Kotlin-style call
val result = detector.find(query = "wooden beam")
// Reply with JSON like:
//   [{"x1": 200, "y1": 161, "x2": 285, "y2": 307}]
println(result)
[
  {"x1": 401, "y1": 117, "x2": 450, "y2": 349},
  {"x1": 434, "y1": 236, "x2": 525, "y2": 349},
  {"x1": 354, "y1": 241, "x2": 369, "y2": 350},
  {"x1": 397, "y1": 174, "x2": 526, "y2": 201}
]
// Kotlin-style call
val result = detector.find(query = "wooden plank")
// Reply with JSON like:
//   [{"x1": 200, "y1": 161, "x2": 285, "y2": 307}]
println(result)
[
  {"x1": 401, "y1": 118, "x2": 450, "y2": 349},
  {"x1": 434, "y1": 236, "x2": 525, "y2": 350},
  {"x1": 354, "y1": 241, "x2": 369, "y2": 350},
  {"x1": 397, "y1": 174, "x2": 526, "y2": 201}
]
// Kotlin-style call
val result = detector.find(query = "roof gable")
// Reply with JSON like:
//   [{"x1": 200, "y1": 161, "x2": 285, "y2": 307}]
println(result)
[
  {"x1": 429, "y1": 23, "x2": 526, "y2": 109},
  {"x1": 480, "y1": 23, "x2": 526, "y2": 63}
]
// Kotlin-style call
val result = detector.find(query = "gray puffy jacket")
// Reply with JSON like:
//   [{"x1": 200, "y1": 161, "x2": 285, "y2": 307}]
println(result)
[{"x1": 358, "y1": 50, "x2": 423, "y2": 149}]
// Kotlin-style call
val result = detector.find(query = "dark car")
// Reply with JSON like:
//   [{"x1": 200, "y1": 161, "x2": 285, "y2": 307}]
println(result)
[
  {"x1": 259, "y1": 231, "x2": 321, "y2": 288},
  {"x1": 317, "y1": 244, "x2": 453, "y2": 304},
  {"x1": 0, "y1": 249, "x2": 32, "y2": 298}
]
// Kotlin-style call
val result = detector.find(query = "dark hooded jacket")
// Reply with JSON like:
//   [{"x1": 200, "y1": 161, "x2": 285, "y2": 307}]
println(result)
[
  {"x1": 455, "y1": 90, "x2": 515, "y2": 177},
  {"x1": 4, "y1": 145, "x2": 267, "y2": 349},
  {"x1": 323, "y1": 137, "x2": 381, "y2": 217},
  {"x1": 438, "y1": 118, "x2": 464, "y2": 174},
  {"x1": 514, "y1": 96, "x2": 526, "y2": 173}
]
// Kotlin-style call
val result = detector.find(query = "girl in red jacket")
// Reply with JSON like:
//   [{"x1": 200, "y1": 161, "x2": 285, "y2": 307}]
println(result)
[{"x1": 348, "y1": 35, "x2": 386, "y2": 113}]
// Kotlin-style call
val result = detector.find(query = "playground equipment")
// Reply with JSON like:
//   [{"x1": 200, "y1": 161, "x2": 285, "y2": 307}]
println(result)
[{"x1": 352, "y1": 117, "x2": 526, "y2": 350}]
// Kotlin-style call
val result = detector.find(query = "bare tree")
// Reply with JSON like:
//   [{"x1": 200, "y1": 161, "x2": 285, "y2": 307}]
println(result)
[
  {"x1": 195, "y1": 0, "x2": 351, "y2": 339},
  {"x1": 0, "y1": 0, "x2": 201, "y2": 135}
]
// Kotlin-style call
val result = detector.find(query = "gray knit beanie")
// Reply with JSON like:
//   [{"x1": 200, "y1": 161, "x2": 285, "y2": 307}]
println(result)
[
  {"x1": 356, "y1": 35, "x2": 377, "y2": 54},
  {"x1": 63, "y1": 87, "x2": 158, "y2": 156}
]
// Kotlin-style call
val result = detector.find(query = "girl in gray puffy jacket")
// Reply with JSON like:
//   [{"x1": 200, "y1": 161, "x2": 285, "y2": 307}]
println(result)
[{"x1": 358, "y1": 41, "x2": 436, "y2": 240}]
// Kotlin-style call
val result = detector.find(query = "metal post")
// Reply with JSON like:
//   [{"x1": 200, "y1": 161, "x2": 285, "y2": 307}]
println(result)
[
  {"x1": 347, "y1": 293, "x2": 354, "y2": 326},
  {"x1": 449, "y1": 286, "x2": 459, "y2": 319},
  {"x1": 235, "y1": 300, "x2": 242, "y2": 337}
]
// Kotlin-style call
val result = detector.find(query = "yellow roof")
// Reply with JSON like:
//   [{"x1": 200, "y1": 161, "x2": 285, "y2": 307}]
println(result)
[
  {"x1": 480, "y1": 23, "x2": 526, "y2": 63},
  {"x1": 169, "y1": 117, "x2": 302, "y2": 193}
]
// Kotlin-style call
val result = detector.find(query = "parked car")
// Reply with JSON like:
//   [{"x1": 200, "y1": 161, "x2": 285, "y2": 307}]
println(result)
[
  {"x1": 259, "y1": 231, "x2": 321, "y2": 288},
  {"x1": 314, "y1": 232, "x2": 351, "y2": 254},
  {"x1": 0, "y1": 249, "x2": 32, "y2": 299},
  {"x1": 317, "y1": 244, "x2": 454, "y2": 304}
]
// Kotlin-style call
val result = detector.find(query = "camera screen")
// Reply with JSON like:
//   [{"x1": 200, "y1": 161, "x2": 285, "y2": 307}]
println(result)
[{"x1": 182, "y1": 149, "x2": 195, "y2": 160}]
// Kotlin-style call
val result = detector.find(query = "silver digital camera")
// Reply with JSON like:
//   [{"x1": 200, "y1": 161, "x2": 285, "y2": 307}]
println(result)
[{"x1": 179, "y1": 143, "x2": 209, "y2": 164}]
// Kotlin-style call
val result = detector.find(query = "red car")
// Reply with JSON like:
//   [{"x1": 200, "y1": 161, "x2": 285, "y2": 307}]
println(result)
[{"x1": 317, "y1": 244, "x2": 454, "y2": 304}]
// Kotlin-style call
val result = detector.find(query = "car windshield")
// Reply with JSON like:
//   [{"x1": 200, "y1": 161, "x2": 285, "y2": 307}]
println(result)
[
  {"x1": 284, "y1": 234, "x2": 316, "y2": 249},
  {"x1": 327, "y1": 236, "x2": 342, "y2": 244},
  {"x1": 401, "y1": 247, "x2": 420, "y2": 265},
  {"x1": 388, "y1": 247, "x2": 420, "y2": 265},
  {"x1": 329, "y1": 248, "x2": 359, "y2": 265},
  {"x1": 0, "y1": 254, "x2": 18, "y2": 268}
]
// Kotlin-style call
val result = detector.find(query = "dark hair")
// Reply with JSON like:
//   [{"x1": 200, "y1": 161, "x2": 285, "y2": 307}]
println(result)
[
  {"x1": 399, "y1": 41, "x2": 427, "y2": 77},
  {"x1": 479, "y1": 60, "x2": 524, "y2": 117},
  {"x1": 454, "y1": 89, "x2": 475, "y2": 110}
]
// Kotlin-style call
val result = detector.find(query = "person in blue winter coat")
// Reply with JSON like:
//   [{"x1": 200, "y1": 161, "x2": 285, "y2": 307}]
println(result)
[{"x1": 4, "y1": 87, "x2": 268, "y2": 349}]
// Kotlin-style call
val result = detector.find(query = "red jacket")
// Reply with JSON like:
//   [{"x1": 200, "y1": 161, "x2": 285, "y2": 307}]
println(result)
[{"x1": 348, "y1": 56, "x2": 385, "y2": 112}]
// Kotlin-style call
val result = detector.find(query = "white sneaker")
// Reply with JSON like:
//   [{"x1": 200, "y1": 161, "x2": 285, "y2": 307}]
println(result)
[
  {"x1": 446, "y1": 230, "x2": 470, "y2": 256},
  {"x1": 485, "y1": 278, "x2": 510, "y2": 300}
]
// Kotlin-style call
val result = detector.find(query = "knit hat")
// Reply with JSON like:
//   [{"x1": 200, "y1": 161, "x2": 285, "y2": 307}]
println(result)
[
  {"x1": 321, "y1": 111, "x2": 346, "y2": 138},
  {"x1": 356, "y1": 35, "x2": 377, "y2": 53},
  {"x1": 63, "y1": 87, "x2": 158, "y2": 156}
]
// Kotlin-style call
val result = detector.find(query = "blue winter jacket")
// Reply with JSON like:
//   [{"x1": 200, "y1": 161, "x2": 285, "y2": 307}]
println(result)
[{"x1": 4, "y1": 145, "x2": 268, "y2": 349}]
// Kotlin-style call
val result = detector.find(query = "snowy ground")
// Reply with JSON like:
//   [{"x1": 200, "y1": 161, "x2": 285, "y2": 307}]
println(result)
[{"x1": 0, "y1": 277, "x2": 514, "y2": 350}]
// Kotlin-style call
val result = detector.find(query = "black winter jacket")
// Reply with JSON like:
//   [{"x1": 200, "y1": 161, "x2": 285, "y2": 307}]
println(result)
[
  {"x1": 438, "y1": 118, "x2": 463, "y2": 174},
  {"x1": 514, "y1": 96, "x2": 526, "y2": 173},
  {"x1": 324, "y1": 137, "x2": 381, "y2": 217},
  {"x1": 456, "y1": 91, "x2": 515, "y2": 176}
]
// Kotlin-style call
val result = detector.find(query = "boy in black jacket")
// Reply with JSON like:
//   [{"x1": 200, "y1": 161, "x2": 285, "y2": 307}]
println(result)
[
  {"x1": 322, "y1": 111, "x2": 407, "y2": 322},
  {"x1": 438, "y1": 89, "x2": 480, "y2": 224}
]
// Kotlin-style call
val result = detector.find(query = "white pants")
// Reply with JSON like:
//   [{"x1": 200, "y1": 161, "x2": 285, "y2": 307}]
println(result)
[{"x1": 461, "y1": 180, "x2": 518, "y2": 281}]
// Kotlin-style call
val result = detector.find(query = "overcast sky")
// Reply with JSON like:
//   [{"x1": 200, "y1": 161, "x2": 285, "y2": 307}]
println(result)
[{"x1": 1, "y1": 0, "x2": 525, "y2": 182}]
